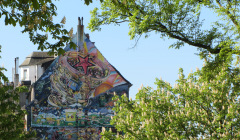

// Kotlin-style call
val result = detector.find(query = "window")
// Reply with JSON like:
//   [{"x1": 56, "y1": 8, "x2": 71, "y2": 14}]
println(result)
[{"x1": 23, "y1": 69, "x2": 27, "y2": 80}]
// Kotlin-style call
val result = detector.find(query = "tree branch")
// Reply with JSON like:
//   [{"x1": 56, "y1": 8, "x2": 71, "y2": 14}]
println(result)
[
  {"x1": 216, "y1": 0, "x2": 240, "y2": 34},
  {"x1": 125, "y1": 1, "x2": 221, "y2": 54},
  {"x1": 152, "y1": 22, "x2": 221, "y2": 54}
]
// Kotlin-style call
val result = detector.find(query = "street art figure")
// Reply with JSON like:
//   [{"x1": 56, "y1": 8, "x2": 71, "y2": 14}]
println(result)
[{"x1": 27, "y1": 19, "x2": 131, "y2": 140}]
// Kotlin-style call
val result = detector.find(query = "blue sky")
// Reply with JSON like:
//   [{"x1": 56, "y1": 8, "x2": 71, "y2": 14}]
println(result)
[{"x1": 0, "y1": 1, "x2": 208, "y2": 99}]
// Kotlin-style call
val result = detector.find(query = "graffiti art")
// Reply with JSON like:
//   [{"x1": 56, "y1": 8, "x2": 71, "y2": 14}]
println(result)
[
  {"x1": 31, "y1": 107, "x2": 114, "y2": 128},
  {"x1": 28, "y1": 32, "x2": 131, "y2": 139},
  {"x1": 33, "y1": 127, "x2": 102, "y2": 140}
]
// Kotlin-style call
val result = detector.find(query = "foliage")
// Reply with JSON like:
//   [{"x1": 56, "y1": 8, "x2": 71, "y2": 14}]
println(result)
[
  {"x1": 0, "y1": 0, "x2": 77, "y2": 55},
  {"x1": 88, "y1": 0, "x2": 240, "y2": 57},
  {"x1": 0, "y1": 47, "x2": 33, "y2": 138},
  {"x1": 0, "y1": 45, "x2": 8, "y2": 83},
  {"x1": 89, "y1": 3, "x2": 240, "y2": 139},
  {"x1": 101, "y1": 52, "x2": 240, "y2": 139},
  {"x1": 1, "y1": 45, "x2": 33, "y2": 139},
  {"x1": 0, "y1": 84, "x2": 35, "y2": 139},
  {"x1": 0, "y1": 46, "x2": 34, "y2": 139},
  {"x1": 84, "y1": 0, "x2": 104, "y2": 5}
]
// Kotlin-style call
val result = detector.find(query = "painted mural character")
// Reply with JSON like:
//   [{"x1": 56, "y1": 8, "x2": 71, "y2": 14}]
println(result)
[{"x1": 99, "y1": 95, "x2": 107, "y2": 107}]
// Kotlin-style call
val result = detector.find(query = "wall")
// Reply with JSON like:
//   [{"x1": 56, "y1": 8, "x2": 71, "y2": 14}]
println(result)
[
  {"x1": 20, "y1": 65, "x2": 44, "y2": 84},
  {"x1": 27, "y1": 36, "x2": 131, "y2": 139},
  {"x1": 19, "y1": 92, "x2": 27, "y2": 107},
  {"x1": 36, "y1": 64, "x2": 44, "y2": 80}
]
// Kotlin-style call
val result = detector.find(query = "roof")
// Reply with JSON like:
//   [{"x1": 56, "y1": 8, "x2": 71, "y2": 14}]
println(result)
[{"x1": 19, "y1": 52, "x2": 55, "y2": 67}]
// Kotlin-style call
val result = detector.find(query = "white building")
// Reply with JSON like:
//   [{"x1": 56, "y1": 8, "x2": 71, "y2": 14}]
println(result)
[{"x1": 19, "y1": 52, "x2": 55, "y2": 85}]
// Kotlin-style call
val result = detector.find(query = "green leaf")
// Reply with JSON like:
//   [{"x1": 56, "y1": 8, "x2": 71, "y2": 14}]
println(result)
[
  {"x1": 32, "y1": 0, "x2": 40, "y2": 9},
  {"x1": 4, "y1": 14, "x2": 8, "y2": 25},
  {"x1": 69, "y1": 41, "x2": 77, "y2": 50},
  {"x1": 57, "y1": 48, "x2": 65, "y2": 55},
  {"x1": 84, "y1": 0, "x2": 93, "y2": 5}
]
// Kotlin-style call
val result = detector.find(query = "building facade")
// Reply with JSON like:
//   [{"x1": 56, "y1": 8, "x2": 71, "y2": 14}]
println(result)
[
  {"x1": 25, "y1": 20, "x2": 131, "y2": 139},
  {"x1": 19, "y1": 52, "x2": 55, "y2": 85}
]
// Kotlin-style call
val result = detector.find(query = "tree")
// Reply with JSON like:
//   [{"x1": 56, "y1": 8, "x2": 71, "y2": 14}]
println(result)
[
  {"x1": 88, "y1": 2, "x2": 240, "y2": 138},
  {"x1": 88, "y1": 0, "x2": 240, "y2": 57},
  {"x1": 0, "y1": 44, "x2": 34, "y2": 139},
  {"x1": 101, "y1": 51, "x2": 240, "y2": 139},
  {"x1": 0, "y1": 84, "x2": 35, "y2": 139},
  {"x1": 0, "y1": 0, "x2": 105, "y2": 55}
]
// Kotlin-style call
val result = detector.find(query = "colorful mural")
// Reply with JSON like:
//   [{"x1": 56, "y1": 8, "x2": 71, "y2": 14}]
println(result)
[
  {"x1": 28, "y1": 30, "x2": 131, "y2": 139},
  {"x1": 31, "y1": 107, "x2": 113, "y2": 127},
  {"x1": 34, "y1": 127, "x2": 102, "y2": 140},
  {"x1": 34, "y1": 40, "x2": 130, "y2": 107}
]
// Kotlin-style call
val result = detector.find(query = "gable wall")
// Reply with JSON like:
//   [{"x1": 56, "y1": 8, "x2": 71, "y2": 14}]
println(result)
[{"x1": 20, "y1": 65, "x2": 44, "y2": 84}]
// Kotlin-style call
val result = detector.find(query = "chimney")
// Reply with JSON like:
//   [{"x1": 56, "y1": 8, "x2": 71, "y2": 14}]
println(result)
[
  {"x1": 15, "y1": 57, "x2": 19, "y2": 74},
  {"x1": 14, "y1": 57, "x2": 19, "y2": 89},
  {"x1": 80, "y1": 17, "x2": 84, "y2": 43},
  {"x1": 77, "y1": 17, "x2": 84, "y2": 50},
  {"x1": 12, "y1": 67, "x2": 15, "y2": 82}
]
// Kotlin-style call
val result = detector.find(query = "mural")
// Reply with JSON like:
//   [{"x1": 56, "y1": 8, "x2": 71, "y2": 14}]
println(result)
[
  {"x1": 28, "y1": 32, "x2": 131, "y2": 139},
  {"x1": 33, "y1": 127, "x2": 102, "y2": 140},
  {"x1": 34, "y1": 41, "x2": 130, "y2": 107},
  {"x1": 31, "y1": 107, "x2": 113, "y2": 127}
]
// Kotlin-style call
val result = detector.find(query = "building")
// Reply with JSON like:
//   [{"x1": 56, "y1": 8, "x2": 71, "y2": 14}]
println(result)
[
  {"x1": 25, "y1": 18, "x2": 132, "y2": 139},
  {"x1": 19, "y1": 52, "x2": 55, "y2": 109},
  {"x1": 19, "y1": 52, "x2": 55, "y2": 85}
]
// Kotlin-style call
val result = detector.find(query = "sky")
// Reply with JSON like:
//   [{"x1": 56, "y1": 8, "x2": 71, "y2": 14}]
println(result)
[{"x1": 0, "y1": 1, "x2": 212, "y2": 99}]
